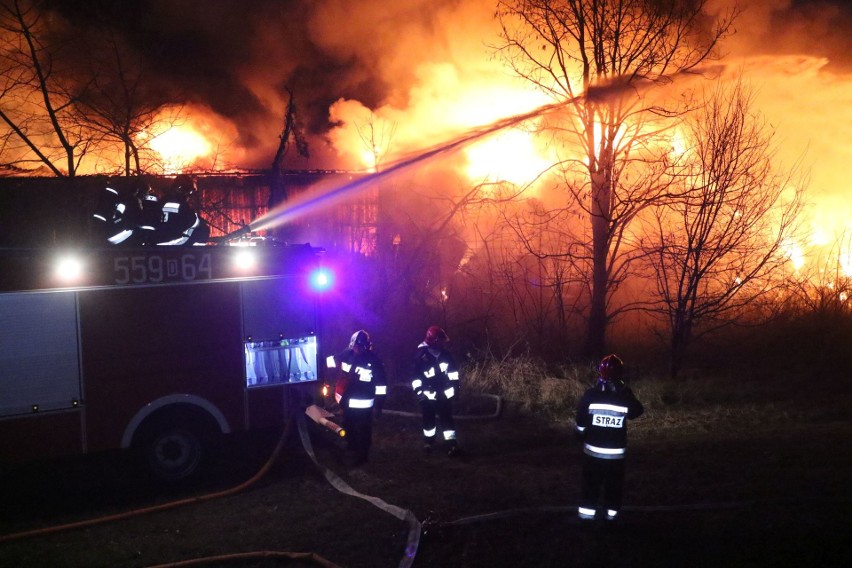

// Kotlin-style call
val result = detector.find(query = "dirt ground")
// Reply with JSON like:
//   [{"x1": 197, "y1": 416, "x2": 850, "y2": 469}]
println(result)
[{"x1": 1, "y1": 383, "x2": 851, "y2": 568}]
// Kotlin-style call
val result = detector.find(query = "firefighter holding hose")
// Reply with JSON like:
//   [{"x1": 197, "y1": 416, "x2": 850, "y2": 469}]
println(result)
[
  {"x1": 155, "y1": 174, "x2": 210, "y2": 246},
  {"x1": 575, "y1": 354, "x2": 644, "y2": 523},
  {"x1": 411, "y1": 325, "x2": 461, "y2": 457},
  {"x1": 326, "y1": 330, "x2": 387, "y2": 466}
]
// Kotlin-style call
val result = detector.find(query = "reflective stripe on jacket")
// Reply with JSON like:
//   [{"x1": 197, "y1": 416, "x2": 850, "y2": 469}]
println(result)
[
  {"x1": 327, "y1": 349, "x2": 387, "y2": 410},
  {"x1": 575, "y1": 381, "x2": 643, "y2": 460},
  {"x1": 411, "y1": 342, "x2": 460, "y2": 401}
]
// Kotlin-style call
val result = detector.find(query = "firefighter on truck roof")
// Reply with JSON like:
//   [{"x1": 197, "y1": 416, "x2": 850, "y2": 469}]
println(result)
[
  {"x1": 155, "y1": 174, "x2": 210, "y2": 246},
  {"x1": 92, "y1": 179, "x2": 156, "y2": 246},
  {"x1": 575, "y1": 354, "x2": 644, "y2": 523},
  {"x1": 325, "y1": 330, "x2": 387, "y2": 466},
  {"x1": 411, "y1": 325, "x2": 461, "y2": 457},
  {"x1": 93, "y1": 175, "x2": 209, "y2": 246}
]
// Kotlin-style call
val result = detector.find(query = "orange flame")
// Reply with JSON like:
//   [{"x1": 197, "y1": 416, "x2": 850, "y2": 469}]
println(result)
[
  {"x1": 464, "y1": 129, "x2": 552, "y2": 186},
  {"x1": 149, "y1": 125, "x2": 212, "y2": 174}
]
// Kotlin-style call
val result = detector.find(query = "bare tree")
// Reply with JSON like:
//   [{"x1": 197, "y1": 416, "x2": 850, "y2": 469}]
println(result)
[
  {"x1": 645, "y1": 79, "x2": 805, "y2": 378},
  {"x1": 479, "y1": 195, "x2": 589, "y2": 355},
  {"x1": 265, "y1": 87, "x2": 309, "y2": 242},
  {"x1": 269, "y1": 88, "x2": 309, "y2": 204},
  {"x1": 494, "y1": 0, "x2": 736, "y2": 358},
  {"x1": 72, "y1": 30, "x2": 180, "y2": 176},
  {"x1": 0, "y1": 0, "x2": 94, "y2": 176}
]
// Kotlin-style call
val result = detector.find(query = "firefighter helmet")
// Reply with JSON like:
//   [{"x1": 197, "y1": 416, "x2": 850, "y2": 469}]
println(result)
[
  {"x1": 171, "y1": 174, "x2": 197, "y2": 196},
  {"x1": 598, "y1": 354, "x2": 624, "y2": 381},
  {"x1": 132, "y1": 179, "x2": 154, "y2": 200},
  {"x1": 348, "y1": 329, "x2": 371, "y2": 351},
  {"x1": 424, "y1": 325, "x2": 449, "y2": 348}
]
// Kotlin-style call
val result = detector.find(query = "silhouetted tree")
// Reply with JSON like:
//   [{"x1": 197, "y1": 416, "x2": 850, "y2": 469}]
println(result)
[
  {"x1": 72, "y1": 30, "x2": 180, "y2": 176},
  {"x1": 0, "y1": 0, "x2": 93, "y2": 175},
  {"x1": 494, "y1": 0, "x2": 737, "y2": 358},
  {"x1": 645, "y1": 79, "x2": 805, "y2": 379}
]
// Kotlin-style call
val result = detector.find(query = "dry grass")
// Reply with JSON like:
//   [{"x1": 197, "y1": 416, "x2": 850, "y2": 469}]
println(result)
[
  {"x1": 462, "y1": 354, "x2": 838, "y2": 438},
  {"x1": 463, "y1": 355, "x2": 588, "y2": 419}
]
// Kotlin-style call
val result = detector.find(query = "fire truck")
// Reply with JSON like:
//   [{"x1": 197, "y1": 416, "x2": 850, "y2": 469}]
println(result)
[{"x1": 0, "y1": 242, "x2": 330, "y2": 481}]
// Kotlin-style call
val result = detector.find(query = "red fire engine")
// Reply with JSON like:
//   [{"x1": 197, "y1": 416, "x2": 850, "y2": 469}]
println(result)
[{"x1": 0, "y1": 242, "x2": 330, "y2": 480}]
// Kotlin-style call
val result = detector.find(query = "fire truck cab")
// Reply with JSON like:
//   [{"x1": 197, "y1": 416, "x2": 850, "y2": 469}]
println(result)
[{"x1": 0, "y1": 243, "x2": 328, "y2": 481}]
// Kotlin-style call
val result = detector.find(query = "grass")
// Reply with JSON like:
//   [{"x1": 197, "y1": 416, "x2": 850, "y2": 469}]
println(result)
[
  {"x1": 1, "y1": 356, "x2": 850, "y2": 567},
  {"x1": 463, "y1": 354, "x2": 588, "y2": 419}
]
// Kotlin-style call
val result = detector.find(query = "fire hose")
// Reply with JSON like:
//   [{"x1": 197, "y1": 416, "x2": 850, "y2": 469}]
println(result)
[
  {"x1": 0, "y1": 392, "x2": 487, "y2": 565},
  {"x1": 0, "y1": 406, "x2": 418, "y2": 568},
  {"x1": 298, "y1": 411, "x2": 422, "y2": 568},
  {"x1": 0, "y1": 413, "x2": 349, "y2": 568},
  {"x1": 0, "y1": 415, "x2": 300, "y2": 545}
]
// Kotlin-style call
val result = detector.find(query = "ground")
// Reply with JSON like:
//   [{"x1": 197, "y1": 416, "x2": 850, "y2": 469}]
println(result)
[{"x1": 1, "y1": 379, "x2": 850, "y2": 568}]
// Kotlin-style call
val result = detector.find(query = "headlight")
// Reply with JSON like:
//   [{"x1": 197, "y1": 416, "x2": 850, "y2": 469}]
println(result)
[{"x1": 55, "y1": 255, "x2": 84, "y2": 282}]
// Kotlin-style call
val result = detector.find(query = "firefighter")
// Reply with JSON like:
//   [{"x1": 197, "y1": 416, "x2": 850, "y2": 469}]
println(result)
[
  {"x1": 325, "y1": 330, "x2": 387, "y2": 466},
  {"x1": 154, "y1": 174, "x2": 210, "y2": 246},
  {"x1": 411, "y1": 325, "x2": 461, "y2": 457},
  {"x1": 575, "y1": 354, "x2": 644, "y2": 523},
  {"x1": 92, "y1": 184, "x2": 133, "y2": 244},
  {"x1": 92, "y1": 179, "x2": 153, "y2": 245},
  {"x1": 132, "y1": 182, "x2": 161, "y2": 246},
  {"x1": 122, "y1": 180, "x2": 161, "y2": 246}
]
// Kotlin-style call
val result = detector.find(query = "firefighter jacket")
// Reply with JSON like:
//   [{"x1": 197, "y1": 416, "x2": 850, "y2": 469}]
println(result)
[
  {"x1": 575, "y1": 380, "x2": 644, "y2": 460},
  {"x1": 155, "y1": 192, "x2": 208, "y2": 246},
  {"x1": 411, "y1": 343, "x2": 460, "y2": 402},
  {"x1": 326, "y1": 349, "x2": 387, "y2": 411},
  {"x1": 93, "y1": 186, "x2": 145, "y2": 245}
]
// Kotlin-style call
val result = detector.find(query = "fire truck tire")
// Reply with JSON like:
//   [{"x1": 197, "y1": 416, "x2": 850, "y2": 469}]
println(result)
[
  {"x1": 143, "y1": 426, "x2": 205, "y2": 482},
  {"x1": 131, "y1": 404, "x2": 222, "y2": 482}
]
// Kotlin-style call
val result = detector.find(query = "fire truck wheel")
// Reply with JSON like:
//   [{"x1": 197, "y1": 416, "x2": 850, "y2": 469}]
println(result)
[{"x1": 143, "y1": 426, "x2": 205, "y2": 482}]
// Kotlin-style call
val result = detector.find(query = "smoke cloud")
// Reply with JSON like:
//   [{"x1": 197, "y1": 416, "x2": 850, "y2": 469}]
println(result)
[{"x1": 50, "y1": 0, "x2": 852, "y2": 236}]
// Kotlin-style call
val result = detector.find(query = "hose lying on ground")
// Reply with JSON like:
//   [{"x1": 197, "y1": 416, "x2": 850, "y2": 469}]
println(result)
[
  {"x1": 0, "y1": 416, "x2": 297, "y2": 544},
  {"x1": 382, "y1": 388, "x2": 502, "y2": 420},
  {"x1": 439, "y1": 501, "x2": 769, "y2": 528},
  {"x1": 297, "y1": 414, "x2": 422, "y2": 568},
  {"x1": 144, "y1": 550, "x2": 342, "y2": 568}
]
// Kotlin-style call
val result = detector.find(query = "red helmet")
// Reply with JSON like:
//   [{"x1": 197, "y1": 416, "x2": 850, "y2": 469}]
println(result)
[
  {"x1": 348, "y1": 329, "x2": 371, "y2": 351},
  {"x1": 598, "y1": 354, "x2": 624, "y2": 381},
  {"x1": 424, "y1": 325, "x2": 449, "y2": 348}
]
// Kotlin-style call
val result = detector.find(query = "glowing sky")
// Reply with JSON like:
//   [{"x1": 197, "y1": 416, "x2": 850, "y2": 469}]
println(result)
[{"x1": 50, "y1": 0, "x2": 852, "y2": 237}]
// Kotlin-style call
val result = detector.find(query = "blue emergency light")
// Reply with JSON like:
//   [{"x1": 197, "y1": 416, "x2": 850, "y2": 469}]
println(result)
[{"x1": 309, "y1": 268, "x2": 333, "y2": 291}]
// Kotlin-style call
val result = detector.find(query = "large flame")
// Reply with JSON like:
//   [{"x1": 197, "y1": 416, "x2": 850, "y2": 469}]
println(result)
[
  {"x1": 83, "y1": 0, "x2": 850, "y2": 292},
  {"x1": 464, "y1": 129, "x2": 552, "y2": 186},
  {"x1": 134, "y1": 104, "x2": 242, "y2": 174},
  {"x1": 149, "y1": 125, "x2": 212, "y2": 174}
]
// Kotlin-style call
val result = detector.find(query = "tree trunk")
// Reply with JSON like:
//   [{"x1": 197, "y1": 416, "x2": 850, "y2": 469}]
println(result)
[
  {"x1": 585, "y1": 170, "x2": 610, "y2": 359},
  {"x1": 669, "y1": 316, "x2": 690, "y2": 380}
]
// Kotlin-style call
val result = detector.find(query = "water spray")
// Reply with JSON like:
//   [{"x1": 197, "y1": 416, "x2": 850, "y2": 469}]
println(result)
[{"x1": 223, "y1": 72, "x2": 685, "y2": 239}]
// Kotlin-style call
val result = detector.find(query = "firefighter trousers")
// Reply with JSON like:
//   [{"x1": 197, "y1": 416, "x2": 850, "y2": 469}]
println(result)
[
  {"x1": 342, "y1": 408, "x2": 373, "y2": 464},
  {"x1": 419, "y1": 398, "x2": 457, "y2": 448},
  {"x1": 580, "y1": 453, "x2": 626, "y2": 516}
]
